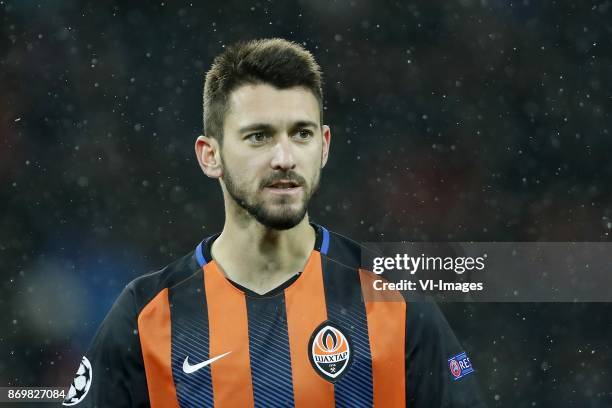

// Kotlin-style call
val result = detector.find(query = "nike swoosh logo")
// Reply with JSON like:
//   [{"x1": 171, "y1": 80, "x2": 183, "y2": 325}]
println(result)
[{"x1": 182, "y1": 351, "x2": 232, "y2": 374}]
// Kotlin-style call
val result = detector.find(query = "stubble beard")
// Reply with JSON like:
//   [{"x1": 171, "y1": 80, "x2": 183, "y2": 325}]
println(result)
[{"x1": 221, "y1": 157, "x2": 321, "y2": 231}]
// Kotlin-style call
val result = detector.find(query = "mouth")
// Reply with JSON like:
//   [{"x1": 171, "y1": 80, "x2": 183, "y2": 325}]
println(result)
[{"x1": 265, "y1": 180, "x2": 303, "y2": 194}]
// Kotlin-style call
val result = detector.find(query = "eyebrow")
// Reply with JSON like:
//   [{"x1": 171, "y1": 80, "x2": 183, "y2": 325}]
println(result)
[
  {"x1": 238, "y1": 120, "x2": 319, "y2": 134},
  {"x1": 293, "y1": 120, "x2": 319, "y2": 129},
  {"x1": 238, "y1": 123, "x2": 275, "y2": 134}
]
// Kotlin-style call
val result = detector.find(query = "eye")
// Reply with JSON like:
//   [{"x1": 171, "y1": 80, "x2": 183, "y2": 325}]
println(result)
[
  {"x1": 295, "y1": 129, "x2": 313, "y2": 140},
  {"x1": 246, "y1": 132, "x2": 269, "y2": 144}
]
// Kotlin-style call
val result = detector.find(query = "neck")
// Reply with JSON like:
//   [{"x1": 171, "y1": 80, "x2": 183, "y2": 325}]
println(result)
[{"x1": 211, "y1": 212, "x2": 316, "y2": 295}]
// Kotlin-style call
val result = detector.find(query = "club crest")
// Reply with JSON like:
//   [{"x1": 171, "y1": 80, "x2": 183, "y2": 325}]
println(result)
[{"x1": 308, "y1": 320, "x2": 353, "y2": 382}]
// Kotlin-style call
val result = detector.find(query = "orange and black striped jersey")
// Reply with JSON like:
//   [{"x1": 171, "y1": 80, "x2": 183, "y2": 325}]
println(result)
[{"x1": 63, "y1": 223, "x2": 486, "y2": 407}]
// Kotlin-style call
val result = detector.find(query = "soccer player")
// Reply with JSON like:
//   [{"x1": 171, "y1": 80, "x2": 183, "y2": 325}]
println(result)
[{"x1": 63, "y1": 38, "x2": 487, "y2": 407}]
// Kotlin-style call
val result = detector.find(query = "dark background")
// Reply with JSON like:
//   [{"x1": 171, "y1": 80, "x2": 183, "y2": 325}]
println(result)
[{"x1": 1, "y1": 1, "x2": 611, "y2": 406}]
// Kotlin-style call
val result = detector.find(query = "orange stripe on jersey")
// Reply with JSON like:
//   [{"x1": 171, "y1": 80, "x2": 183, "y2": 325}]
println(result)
[
  {"x1": 137, "y1": 288, "x2": 180, "y2": 408},
  {"x1": 359, "y1": 269, "x2": 406, "y2": 407},
  {"x1": 285, "y1": 250, "x2": 335, "y2": 408},
  {"x1": 204, "y1": 261, "x2": 255, "y2": 408}
]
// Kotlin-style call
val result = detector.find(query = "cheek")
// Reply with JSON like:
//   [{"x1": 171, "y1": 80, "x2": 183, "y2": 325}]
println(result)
[
  {"x1": 308, "y1": 145, "x2": 324, "y2": 169},
  {"x1": 303, "y1": 158, "x2": 322, "y2": 187},
  {"x1": 225, "y1": 155, "x2": 265, "y2": 187}
]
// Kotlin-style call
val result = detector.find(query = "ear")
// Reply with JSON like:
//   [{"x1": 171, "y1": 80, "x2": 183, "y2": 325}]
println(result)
[
  {"x1": 195, "y1": 135, "x2": 223, "y2": 178},
  {"x1": 321, "y1": 125, "x2": 331, "y2": 168}
]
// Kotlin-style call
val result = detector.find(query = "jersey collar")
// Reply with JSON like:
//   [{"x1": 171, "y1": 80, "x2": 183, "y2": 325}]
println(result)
[{"x1": 194, "y1": 222, "x2": 330, "y2": 268}]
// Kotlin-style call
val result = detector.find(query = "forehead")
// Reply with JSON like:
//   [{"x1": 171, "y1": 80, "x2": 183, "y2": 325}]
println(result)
[{"x1": 224, "y1": 83, "x2": 320, "y2": 130}]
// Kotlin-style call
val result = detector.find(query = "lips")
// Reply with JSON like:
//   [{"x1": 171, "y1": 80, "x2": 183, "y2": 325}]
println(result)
[
  {"x1": 264, "y1": 179, "x2": 303, "y2": 196},
  {"x1": 267, "y1": 180, "x2": 300, "y2": 189}
]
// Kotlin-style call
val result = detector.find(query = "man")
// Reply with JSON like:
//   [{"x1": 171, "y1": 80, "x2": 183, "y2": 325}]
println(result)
[{"x1": 63, "y1": 38, "x2": 486, "y2": 407}]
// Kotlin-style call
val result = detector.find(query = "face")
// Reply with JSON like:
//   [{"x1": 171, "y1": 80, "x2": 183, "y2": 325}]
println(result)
[{"x1": 218, "y1": 83, "x2": 330, "y2": 230}]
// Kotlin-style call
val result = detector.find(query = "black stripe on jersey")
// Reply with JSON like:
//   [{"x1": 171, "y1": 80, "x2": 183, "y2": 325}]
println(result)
[
  {"x1": 245, "y1": 294, "x2": 295, "y2": 407},
  {"x1": 320, "y1": 254, "x2": 374, "y2": 407},
  {"x1": 324, "y1": 230, "x2": 361, "y2": 269},
  {"x1": 168, "y1": 270, "x2": 214, "y2": 408}
]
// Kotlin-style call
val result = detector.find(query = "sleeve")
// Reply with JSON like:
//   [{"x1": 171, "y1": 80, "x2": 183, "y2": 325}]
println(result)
[
  {"x1": 62, "y1": 283, "x2": 150, "y2": 407},
  {"x1": 405, "y1": 301, "x2": 488, "y2": 408}
]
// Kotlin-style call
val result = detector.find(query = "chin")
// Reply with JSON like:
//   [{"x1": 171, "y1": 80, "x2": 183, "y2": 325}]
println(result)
[
  {"x1": 262, "y1": 219, "x2": 301, "y2": 231},
  {"x1": 256, "y1": 207, "x2": 307, "y2": 230}
]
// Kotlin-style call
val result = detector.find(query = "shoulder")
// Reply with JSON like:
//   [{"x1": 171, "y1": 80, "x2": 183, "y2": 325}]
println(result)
[
  {"x1": 124, "y1": 250, "x2": 201, "y2": 314},
  {"x1": 322, "y1": 225, "x2": 381, "y2": 271},
  {"x1": 324, "y1": 228, "x2": 361, "y2": 267},
  {"x1": 320, "y1": 226, "x2": 410, "y2": 304}
]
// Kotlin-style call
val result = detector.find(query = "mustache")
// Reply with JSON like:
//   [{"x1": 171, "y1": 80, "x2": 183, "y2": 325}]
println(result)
[{"x1": 261, "y1": 171, "x2": 307, "y2": 188}]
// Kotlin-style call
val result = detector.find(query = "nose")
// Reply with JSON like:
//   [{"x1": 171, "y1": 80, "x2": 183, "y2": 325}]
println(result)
[{"x1": 270, "y1": 135, "x2": 296, "y2": 170}]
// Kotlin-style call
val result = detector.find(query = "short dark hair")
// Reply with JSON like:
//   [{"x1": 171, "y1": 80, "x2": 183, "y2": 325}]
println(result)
[{"x1": 203, "y1": 38, "x2": 324, "y2": 141}]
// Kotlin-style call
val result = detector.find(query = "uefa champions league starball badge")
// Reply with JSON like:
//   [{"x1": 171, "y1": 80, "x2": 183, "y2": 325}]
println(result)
[{"x1": 63, "y1": 356, "x2": 93, "y2": 406}]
